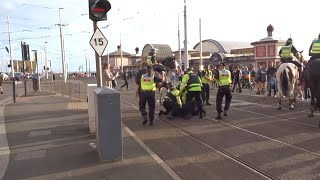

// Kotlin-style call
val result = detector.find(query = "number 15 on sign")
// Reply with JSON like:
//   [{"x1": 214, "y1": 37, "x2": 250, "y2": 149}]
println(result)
[{"x1": 89, "y1": 27, "x2": 108, "y2": 56}]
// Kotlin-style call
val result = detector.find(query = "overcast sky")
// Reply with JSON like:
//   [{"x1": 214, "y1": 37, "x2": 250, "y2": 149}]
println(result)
[{"x1": 1, "y1": 0, "x2": 319, "y2": 72}]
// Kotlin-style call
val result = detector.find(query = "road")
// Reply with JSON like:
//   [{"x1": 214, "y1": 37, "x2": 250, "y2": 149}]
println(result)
[{"x1": 115, "y1": 79, "x2": 320, "y2": 180}]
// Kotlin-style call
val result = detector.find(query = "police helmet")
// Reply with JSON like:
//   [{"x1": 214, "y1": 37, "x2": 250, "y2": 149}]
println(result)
[{"x1": 286, "y1": 38, "x2": 293, "y2": 44}]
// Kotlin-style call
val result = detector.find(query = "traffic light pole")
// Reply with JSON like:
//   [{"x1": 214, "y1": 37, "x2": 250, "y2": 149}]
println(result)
[
  {"x1": 93, "y1": 21, "x2": 103, "y2": 87},
  {"x1": 21, "y1": 41, "x2": 27, "y2": 96}
]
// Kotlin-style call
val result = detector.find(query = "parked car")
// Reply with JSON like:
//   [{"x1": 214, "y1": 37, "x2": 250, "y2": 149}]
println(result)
[{"x1": 14, "y1": 73, "x2": 22, "y2": 81}]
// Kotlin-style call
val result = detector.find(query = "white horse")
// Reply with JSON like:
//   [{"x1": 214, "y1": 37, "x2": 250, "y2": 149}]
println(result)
[{"x1": 276, "y1": 62, "x2": 299, "y2": 110}]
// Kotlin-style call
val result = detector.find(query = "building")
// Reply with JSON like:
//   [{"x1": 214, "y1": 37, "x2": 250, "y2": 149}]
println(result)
[
  {"x1": 251, "y1": 24, "x2": 286, "y2": 68},
  {"x1": 101, "y1": 46, "x2": 140, "y2": 71}
]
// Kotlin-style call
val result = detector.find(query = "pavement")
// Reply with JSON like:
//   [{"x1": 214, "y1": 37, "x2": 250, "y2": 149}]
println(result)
[
  {"x1": 1, "y1": 93, "x2": 177, "y2": 180},
  {"x1": 1, "y1": 79, "x2": 320, "y2": 180}
]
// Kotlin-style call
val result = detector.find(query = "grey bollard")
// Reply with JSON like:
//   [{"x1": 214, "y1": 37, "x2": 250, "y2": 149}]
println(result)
[{"x1": 94, "y1": 87, "x2": 123, "y2": 162}]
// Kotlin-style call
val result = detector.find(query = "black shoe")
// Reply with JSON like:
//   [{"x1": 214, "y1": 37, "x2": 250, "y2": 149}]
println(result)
[
  {"x1": 224, "y1": 111, "x2": 228, "y2": 116},
  {"x1": 0, "y1": 92, "x2": 3, "y2": 94},
  {"x1": 216, "y1": 113, "x2": 222, "y2": 120},
  {"x1": 142, "y1": 116, "x2": 148, "y2": 125},
  {"x1": 238, "y1": 91, "x2": 242, "y2": 93},
  {"x1": 206, "y1": 102, "x2": 211, "y2": 105},
  {"x1": 231, "y1": 90, "x2": 234, "y2": 92},
  {"x1": 256, "y1": 91, "x2": 260, "y2": 95},
  {"x1": 149, "y1": 120, "x2": 153, "y2": 126}
]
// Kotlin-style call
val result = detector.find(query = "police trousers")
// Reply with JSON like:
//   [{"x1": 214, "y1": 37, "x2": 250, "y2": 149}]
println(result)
[
  {"x1": 186, "y1": 91, "x2": 203, "y2": 114},
  {"x1": 163, "y1": 100, "x2": 181, "y2": 117},
  {"x1": 216, "y1": 86, "x2": 232, "y2": 113},
  {"x1": 201, "y1": 83, "x2": 210, "y2": 103},
  {"x1": 140, "y1": 91, "x2": 156, "y2": 121}
]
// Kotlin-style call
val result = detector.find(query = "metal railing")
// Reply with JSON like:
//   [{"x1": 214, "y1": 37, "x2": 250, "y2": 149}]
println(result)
[{"x1": 25, "y1": 78, "x2": 89, "y2": 102}]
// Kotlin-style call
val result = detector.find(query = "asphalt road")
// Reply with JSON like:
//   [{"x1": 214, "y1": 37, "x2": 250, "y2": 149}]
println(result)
[
  {"x1": 119, "y1": 79, "x2": 320, "y2": 180},
  {"x1": 50, "y1": 77, "x2": 320, "y2": 179}
]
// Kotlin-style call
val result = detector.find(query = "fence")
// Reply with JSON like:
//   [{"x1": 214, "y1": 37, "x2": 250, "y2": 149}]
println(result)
[{"x1": 25, "y1": 78, "x2": 89, "y2": 102}]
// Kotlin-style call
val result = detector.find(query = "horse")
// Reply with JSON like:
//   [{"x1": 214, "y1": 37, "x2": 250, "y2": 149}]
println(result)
[
  {"x1": 276, "y1": 51, "x2": 304, "y2": 110},
  {"x1": 305, "y1": 59, "x2": 320, "y2": 125}
]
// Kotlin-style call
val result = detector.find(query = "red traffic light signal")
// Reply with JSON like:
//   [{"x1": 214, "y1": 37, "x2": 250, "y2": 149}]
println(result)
[{"x1": 89, "y1": 0, "x2": 111, "y2": 21}]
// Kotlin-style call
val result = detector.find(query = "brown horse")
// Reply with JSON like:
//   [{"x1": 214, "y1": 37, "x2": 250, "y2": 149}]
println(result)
[{"x1": 305, "y1": 58, "x2": 320, "y2": 127}]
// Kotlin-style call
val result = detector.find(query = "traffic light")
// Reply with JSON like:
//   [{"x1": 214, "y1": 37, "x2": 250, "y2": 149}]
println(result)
[
  {"x1": 88, "y1": 0, "x2": 111, "y2": 21},
  {"x1": 21, "y1": 43, "x2": 30, "y2": 61}
]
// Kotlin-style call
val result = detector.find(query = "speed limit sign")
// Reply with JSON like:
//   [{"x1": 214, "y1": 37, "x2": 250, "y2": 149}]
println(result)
[{"x1": 89, "y1": 27, "x2": 108, "y2": 56}]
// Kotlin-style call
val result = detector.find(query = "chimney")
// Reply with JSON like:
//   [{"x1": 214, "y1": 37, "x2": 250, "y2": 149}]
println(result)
[
  {"x1": 117, "y1": 45, "x2": 121, "y2": 51},
  {"x1": 267, "y1": 24, "x2": 274, "y2": 38},
  {"x1": 135, "y1": 47, "x2": 139, "y2": 55}
]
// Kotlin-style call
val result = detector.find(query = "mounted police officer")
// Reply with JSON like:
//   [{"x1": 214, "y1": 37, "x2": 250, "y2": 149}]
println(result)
[
  {"x1": 180, "y1": 67, "x2": 204, "y2": 119},
  {"x1": 308, "y1": 33, "x2": 320, "y2": 64},
  {"x1": 214, "y1": 62, "x2": 232, "y2": 120},
  {"x1": 159, "y1": 83, "x2": 182, "y2": 119},
  {"x1": 201, "y1": 65, "x2": 213, "y2": 105},
  {"x1": 279, "y1": 38, "x2": 303, "y2": 76},
  {"x1": 140, "y1": 65, "x2": 163, "y2": 126}
]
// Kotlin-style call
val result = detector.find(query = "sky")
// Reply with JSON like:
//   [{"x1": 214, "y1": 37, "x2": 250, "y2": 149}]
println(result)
[{"x1": 1, "y1": 0, "x2": 320, "y2": 73}]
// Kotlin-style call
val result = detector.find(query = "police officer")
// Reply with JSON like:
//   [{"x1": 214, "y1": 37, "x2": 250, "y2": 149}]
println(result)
[
  {"x1": 135, "y1": 61, "x2": 148, "y2": 104},
  {"x1": 159, "y1": 83, "x2": 182, "y2": 119},
  {"x1": 140, "y1": 66, "x2": 163, "y2": 126},
  {"x1": 180, "y1": 67, "x2": 204, "y2": 119},
  {"x1": 201, "y1": 65, "x2": 213, "y2": 105},
  {"x1": 308, "y1": 33, "x2": 320, "y2": 64},
  {"x1": 214, "y1": 62, "x2": 232, "y2": 120},
  {"x1": 279, "y1": 38, "x2": 302, "y2": 71}
]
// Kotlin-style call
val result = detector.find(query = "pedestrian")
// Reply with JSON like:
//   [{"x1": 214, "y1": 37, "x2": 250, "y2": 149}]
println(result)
[
  {"x1": 256, "y1": 64, "x2": 267, "y2": 95},
  {"x1": 214, "y1": 62, "x2": 232, "y2": 120},
  {"x1": 140, "y1": 66, "x2": 163, "y2": 126},
  {"x1": 121, "y1": 69, "x2": 129, "y2": 90},
  {"x1": 201, "y1": 65, "x2": 213, "y2": 105},
  {"x1": 231, "y1": 66, "x2": 242, "y2": 93},
  {"x1": 268, "y1": 73, "x2": 277, "y2": 97},
  {"x1": 102, "y1": 63, "x2": 117, "y2": 88},
  {"x1": 0, "y1": 73, "x2": 3, "y2": 94},
  {"x1": 180, "y1": 67, "x2": 205, "y2": 119}
]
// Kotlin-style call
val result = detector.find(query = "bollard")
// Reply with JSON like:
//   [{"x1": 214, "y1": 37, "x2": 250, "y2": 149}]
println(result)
[
  {"x1": 87, "y1": 84, "x2": 97, "y2": 133},
  {"x1": 94, "y1": 87, "x2": 123, "y2": 162}
]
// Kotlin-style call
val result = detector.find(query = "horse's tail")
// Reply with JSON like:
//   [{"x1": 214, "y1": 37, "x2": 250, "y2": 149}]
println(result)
[{"x1": 281, "y1": 68, "x2": 289, "y2": 97}]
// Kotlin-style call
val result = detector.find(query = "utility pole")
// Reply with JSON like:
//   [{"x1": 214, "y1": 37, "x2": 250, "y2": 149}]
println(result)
[
  {"x1": 85, "y1": 50, "x2": 88, "y2": 77},
  {"x1": 120, "y1": 34, "x2": 123, "y2": 72},
  {"x1": 199, "y1": 18, "x2": 203, "y2": 71},
  {"x1": 7, "y1": 16, "x2": 16, "y2": 103},
  {"x1": 58, "y1": 8, "x2": 66, "y2": 83},
  {"x1": 44, "y1": 42, "x2": 48, "y2": 79},
  {"x1": 88, "y1": 56, "x2": 91, "y2": 77},
  {"x1": 183, "y1": 0, "x2": 189, "y2": 71},
  {"x1": 178, "y1": 13, "x2": 182, "y2": 69}
]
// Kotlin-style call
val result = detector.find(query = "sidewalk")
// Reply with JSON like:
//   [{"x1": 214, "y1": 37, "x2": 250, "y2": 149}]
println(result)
[{"x1": 2, "y1": 93, "x2": 176, "y2": 180}]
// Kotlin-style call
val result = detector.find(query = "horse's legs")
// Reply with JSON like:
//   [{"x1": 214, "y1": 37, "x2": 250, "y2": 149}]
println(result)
[
  {"x1": 277, "y1": 97, "x2": 282, "y2": 110},
  {"x1": 289, "y1": 98, "x2": 294, "y2": 110},
  {"x1": 309, "y1": 90, "x2": 315, "y2": 117}
]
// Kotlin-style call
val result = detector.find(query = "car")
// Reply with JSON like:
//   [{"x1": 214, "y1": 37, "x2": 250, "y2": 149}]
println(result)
[
  {"x1": 14, "y1": 73, "x2": 22, "y2": 81},
  {"x1": 0, "y1": 73, "x2": 9, "y2": 81}
]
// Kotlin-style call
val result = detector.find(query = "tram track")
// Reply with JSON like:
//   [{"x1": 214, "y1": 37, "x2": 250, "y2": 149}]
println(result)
[{"x1": 121, "y1": 98, "x2": 279, "y2": 180}]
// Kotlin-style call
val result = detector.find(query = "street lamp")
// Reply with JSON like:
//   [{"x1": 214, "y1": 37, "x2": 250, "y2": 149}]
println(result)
[{"x1": 44, "y1": 41, "x2": 48, "y2": 79}]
